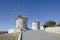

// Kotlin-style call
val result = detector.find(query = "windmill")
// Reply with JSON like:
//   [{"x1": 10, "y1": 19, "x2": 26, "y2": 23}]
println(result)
[{"x1": 9, "y1": 6, "x2": 29, "y2": 29}]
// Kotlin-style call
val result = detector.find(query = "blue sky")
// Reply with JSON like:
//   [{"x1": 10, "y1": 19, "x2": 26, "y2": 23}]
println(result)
[{"x1": 0, "y1": 0, "x2": 60, "y2": 31}]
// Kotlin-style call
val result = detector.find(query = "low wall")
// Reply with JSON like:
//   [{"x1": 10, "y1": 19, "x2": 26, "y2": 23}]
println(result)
[
  {"x1": 45, "y1": 27, "x2": 60, "y2": 34},
  {"x1": 8, "y1": 29, "x2": 20, "y2": 33}
]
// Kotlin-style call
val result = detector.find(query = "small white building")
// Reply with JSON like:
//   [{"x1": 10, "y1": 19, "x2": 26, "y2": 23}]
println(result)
[
  {"x1": 8, "y1": 29, "x2": 20, "y2": 33},
  {"x1": 40, "y1": 25, "x2": 44, "y2": 30}
]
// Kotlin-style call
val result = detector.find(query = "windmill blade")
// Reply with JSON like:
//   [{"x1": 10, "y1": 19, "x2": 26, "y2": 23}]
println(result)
[
  {"x1": 19, "y1": 6, "x2": 29, "y2": 16},
  {"x1": 9, "y1": 6, "x2": 29, "y2": 21}
]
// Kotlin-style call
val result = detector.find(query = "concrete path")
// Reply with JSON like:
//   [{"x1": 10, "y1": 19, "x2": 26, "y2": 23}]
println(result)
[{"x1": 22, "y1": 30, "x2": 60, "y2": 40}]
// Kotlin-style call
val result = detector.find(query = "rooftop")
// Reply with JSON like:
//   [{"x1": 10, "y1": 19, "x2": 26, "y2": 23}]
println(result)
[{"x1": 16, "y1": 15, "x2": 28, "y2": 20}]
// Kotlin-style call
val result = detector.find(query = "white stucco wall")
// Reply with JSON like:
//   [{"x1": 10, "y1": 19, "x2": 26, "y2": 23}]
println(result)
[{"x1": 45, "y1": 27, "x2": 60, "y2": 34}]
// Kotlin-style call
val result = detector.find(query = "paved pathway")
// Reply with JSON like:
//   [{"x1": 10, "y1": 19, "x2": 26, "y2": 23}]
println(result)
[{"x1": 22, "y1": 30, "x2": 60, "y2": 40}]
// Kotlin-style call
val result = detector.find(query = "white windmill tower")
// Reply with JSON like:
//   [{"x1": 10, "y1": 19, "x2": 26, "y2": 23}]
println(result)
[{"x1": 32, "y1": 20, "x2": 40, "y2": 30}]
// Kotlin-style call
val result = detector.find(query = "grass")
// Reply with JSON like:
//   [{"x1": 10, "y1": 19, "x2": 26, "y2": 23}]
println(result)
[{"x1": 0, "y1": 33, "x2": 19, "y2": 40}]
